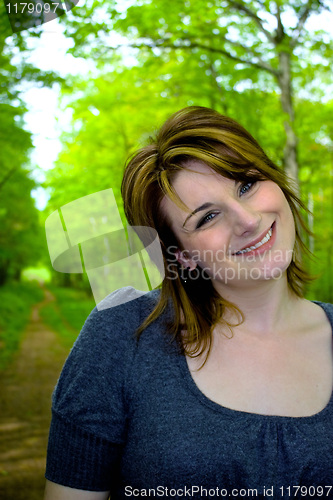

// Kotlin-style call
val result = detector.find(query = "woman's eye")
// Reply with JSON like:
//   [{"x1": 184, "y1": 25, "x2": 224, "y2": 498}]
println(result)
[
  {"x1": 239, "y1": 181, "x2": 255, "y2": 196},
  {"x1": 196, "y1": 212, "x2": 217, "y2": 228}
]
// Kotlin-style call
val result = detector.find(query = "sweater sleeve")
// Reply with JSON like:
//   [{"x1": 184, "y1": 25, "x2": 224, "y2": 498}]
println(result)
[{"x1": 45, "y1": 287, "x2": 144, "y2": 491}]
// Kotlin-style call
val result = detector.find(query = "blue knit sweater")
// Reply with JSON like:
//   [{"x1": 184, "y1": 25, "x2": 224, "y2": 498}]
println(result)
[{"x1": 45, "y1": 287, "x2": 333, "y2": 499}]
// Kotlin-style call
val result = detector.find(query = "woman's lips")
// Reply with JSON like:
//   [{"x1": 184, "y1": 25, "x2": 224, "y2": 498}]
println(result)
[{"x1": 232, "y1": 222, "x2": 276, "y2": 256}]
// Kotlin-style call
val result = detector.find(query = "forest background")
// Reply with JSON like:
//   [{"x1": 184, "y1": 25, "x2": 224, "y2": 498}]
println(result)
[{"x1": 1, "y1": 0, "x2": 333, "y2": 369}]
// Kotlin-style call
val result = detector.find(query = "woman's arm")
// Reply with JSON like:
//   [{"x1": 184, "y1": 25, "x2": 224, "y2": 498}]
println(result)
[{"x1": 44, "y1": 480, "x2": 110, "y2": 500}]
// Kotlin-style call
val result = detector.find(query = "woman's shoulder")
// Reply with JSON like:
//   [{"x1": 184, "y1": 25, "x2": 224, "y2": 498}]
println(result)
[
  {"x1": 65, "y1": 286, "x2": 162, "y2": 366},
  {"x1": 47, "y1": 288, "x2": 170, "y2": 486},
  {"x1": 52, "y1": 287, "x2": 163, "y2": 432},
  {"x1": 312, "y1": 300, "x2": 333, "y2": 323},
  {"x1": 83, "y1": 286, "x2": 161, "y2": 332},
  {"x1": 96, "y1": 286, "x2": 160, "y2": 312}
]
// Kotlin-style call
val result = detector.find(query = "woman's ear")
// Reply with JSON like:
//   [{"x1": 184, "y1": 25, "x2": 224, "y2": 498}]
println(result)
[{"x1": 175, "y1": 248, "x2": 197, "y2": 271}]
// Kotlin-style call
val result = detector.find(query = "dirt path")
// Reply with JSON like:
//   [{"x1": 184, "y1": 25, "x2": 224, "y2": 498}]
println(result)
[{"x1": 0, "y1": 287, "x2": 70, "y2": 500}]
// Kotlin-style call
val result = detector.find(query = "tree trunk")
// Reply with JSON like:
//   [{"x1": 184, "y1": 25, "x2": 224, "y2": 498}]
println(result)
[
  {"x1": 0, "y1": 260, "x2": 9, "y2": 286},
  {"x1": 13, "y1": 267, "x2": 21, "y2": 282},
  {"x1": 277, "y1": 50, "x2": 299, "y2": 187}
]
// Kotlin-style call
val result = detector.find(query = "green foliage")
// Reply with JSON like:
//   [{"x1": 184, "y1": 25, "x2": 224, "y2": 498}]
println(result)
[
  {"x1": 40, "y1": 286, "x2": 95, "y2": 347},
  {"x1": 0, "y1": 103, "x2": 46, "y2": 284},
  {"x1": 0, "y1": 14, "x2": 63, "y2": 104},
  {"x1": 40, "y1": 0, "x2": 333, "y2": 301},
  {"x1": 22, "y1": 266, "x2": 52, "y2": 282},
  {"x1": 295, "y1": 98, "x2": 333, "y2": 302},
  {"x1": 0, "y1": 0, "x2": 64, "y2": 286},
  {"x1": 0, "y1": 104, "x2": 32, "y2": 179},
  {"x1": 0, "y1": 165, "x2": 45, "y2": 284},
  {"x1": 44, "y1": 60, "x2": 286, "y2": 215},
  {"x1": 60, "y1": 0, "x2": 332, "y2": 93},
  {"x1": 0, "y1": 281, "x2": 43, "y2": 370},
  {"x1": 56, "y1": 0, "x2": 333, "y2": 181}
]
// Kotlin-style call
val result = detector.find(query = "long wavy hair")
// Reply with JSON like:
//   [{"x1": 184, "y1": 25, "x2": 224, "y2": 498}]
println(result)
[{"x1": 121, "y1": 106, "x2": 312, "y2": 362}]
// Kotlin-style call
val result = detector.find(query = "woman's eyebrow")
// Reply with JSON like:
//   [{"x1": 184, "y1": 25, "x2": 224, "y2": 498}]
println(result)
[{"x1": 182, "y1": 202, "x2": 214, "y2": 228}]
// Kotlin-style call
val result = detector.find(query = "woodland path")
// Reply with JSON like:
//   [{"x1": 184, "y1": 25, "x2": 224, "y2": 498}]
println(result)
[{"x1": 0, "y1": 287, "x2": 70, "y2": 500}]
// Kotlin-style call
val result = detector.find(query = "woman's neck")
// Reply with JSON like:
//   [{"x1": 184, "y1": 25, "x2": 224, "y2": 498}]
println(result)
[{"x1": 215, "y1": 275, "x2": 303, "y2": 339}]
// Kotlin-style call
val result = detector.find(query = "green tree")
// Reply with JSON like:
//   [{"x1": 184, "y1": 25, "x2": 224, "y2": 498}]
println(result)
[
  {"x1": 296, "y1": 98, "x2": 333, "y2": 301},
  {"x1": 61, "y1": 0, "x2": 333, "y2": 185},
  {"x1": 0, "y1": 164, "x2": 43, "y2": 284},
  {"x1": 0, "y1": 2, "x2": 63, "y2": 284},
  {"x1": 45, "y1": 59, "x2": 285, "y2": 213},
  {"x1": 42, "y1": 1, "x2": 333, "y2": 299}
]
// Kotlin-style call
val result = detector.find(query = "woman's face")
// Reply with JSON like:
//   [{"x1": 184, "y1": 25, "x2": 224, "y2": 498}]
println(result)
[{"x1": 161, "y1": 161, "x2": 296, "y2": 291}]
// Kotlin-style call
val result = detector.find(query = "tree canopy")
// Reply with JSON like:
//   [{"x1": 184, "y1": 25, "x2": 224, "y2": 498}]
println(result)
[
  {"x1": 1, "y1": 0, "x2": 331, "y2": 300},
  {"x1": 42, "y1": 0, "x2": 333, "y2": 299},
  {"x1": 60, "y1": 0, "x2": 333, "y2": 181},
  {"x1": 0, "y1": 2, "x2": 61, "y2": 284}
]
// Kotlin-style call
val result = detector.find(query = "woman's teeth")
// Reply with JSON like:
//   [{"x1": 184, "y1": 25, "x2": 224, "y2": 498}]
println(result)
[{"x1": 235, "y1": 227, "x2": 273, "y2": 255}]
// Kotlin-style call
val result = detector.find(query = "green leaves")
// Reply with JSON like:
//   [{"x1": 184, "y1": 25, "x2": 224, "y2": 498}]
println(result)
[
  {"x1": 40, "y1": 0, "x2": 333, "y2": 299},
  {"x1": 0, "y1": 2, "x2": 61, "y2": 285}
]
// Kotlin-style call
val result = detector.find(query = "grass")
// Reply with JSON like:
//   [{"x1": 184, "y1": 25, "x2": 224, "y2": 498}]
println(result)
[
  {"x1": 40, "y1": 286, "x2": 95, "y2": 347},
  {"x1": 0, "y1": 281, "x2": 44, "y2": 371}
]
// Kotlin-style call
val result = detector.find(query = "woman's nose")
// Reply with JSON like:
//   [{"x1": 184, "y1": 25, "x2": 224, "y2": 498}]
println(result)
[{"x1": 229, "y1": 202, "x2": 261, "y2": 236}]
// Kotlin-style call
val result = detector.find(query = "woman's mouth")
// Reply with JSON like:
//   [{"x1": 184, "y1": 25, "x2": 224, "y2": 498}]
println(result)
[{"x1": 233, "y1": 222, "x2": 275, "y2": 256}]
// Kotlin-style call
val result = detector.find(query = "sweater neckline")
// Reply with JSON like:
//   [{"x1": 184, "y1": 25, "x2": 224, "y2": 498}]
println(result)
[{"x1": 177, "y1": 301, "x2": 333, "y2": 422}]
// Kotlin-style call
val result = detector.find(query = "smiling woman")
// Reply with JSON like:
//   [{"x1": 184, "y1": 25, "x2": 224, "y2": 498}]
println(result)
[
  {"x1": 161, "y1": 166, "x2": 295, "y2": 293},
  {"x1": 44, "y1": 107, "x2": 333, "y2": 499},
  {"x1": 122, "y1": 106, "x2": 312, "y2": 360}
]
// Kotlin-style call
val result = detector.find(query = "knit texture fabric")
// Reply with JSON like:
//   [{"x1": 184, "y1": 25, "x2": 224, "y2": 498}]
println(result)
[{"x1": 45, "y1": 288, "x2": 333, "y2": 498}]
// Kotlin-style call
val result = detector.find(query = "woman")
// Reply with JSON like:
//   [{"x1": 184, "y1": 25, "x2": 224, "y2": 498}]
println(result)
[{"x1": 44, "y1": 106, "x2": 333, "y2": 499}]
